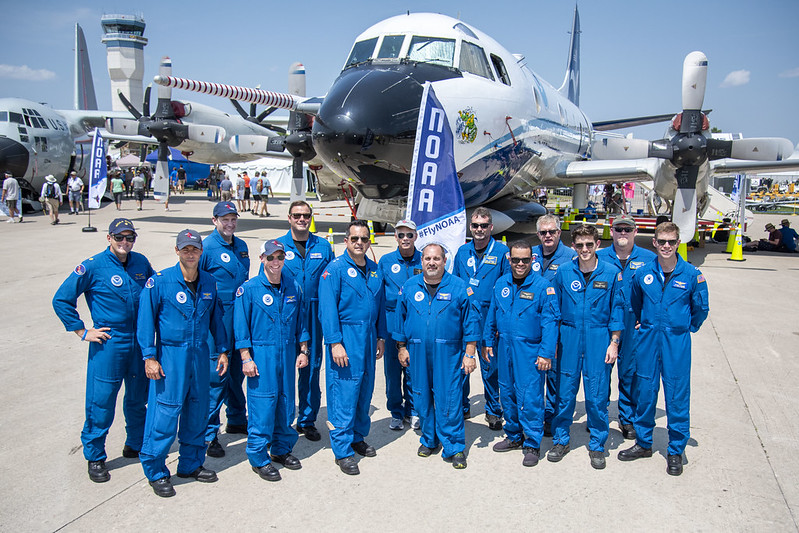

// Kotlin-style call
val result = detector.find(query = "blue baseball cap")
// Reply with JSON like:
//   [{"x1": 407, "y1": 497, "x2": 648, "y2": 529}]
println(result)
[
  {"x1": 213, "y1": 201, "x2": 239, "y2": 218},
  {"x1": 260, "y1": 239, "x2": 284, "y2": 256},
  {"x1": 109, "y1": 218, "x2": 136, "y2": 235},
  {"x1": 176, "y1": 229, "x2": 203, "y2": 250}
]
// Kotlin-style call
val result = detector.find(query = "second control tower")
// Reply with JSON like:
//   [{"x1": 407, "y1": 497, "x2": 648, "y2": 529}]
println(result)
[{"x1": 100, "y1": 14, "x2": 148, "y2": 113}]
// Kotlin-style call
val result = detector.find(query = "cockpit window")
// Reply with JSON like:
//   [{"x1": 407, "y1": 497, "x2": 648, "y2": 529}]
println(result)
[
  {"x1": 408, "y1": 36, "x2": 455, "y2": 67},
  {"x1": 8, "y1": 112, "x2": 23, "y2": 125},
  {"x1": 491, "y1": 54, "x2": 511, "y2": 86},
  {"x1": 345, "y1": 37, "x2": 378, "y2": 67},
  {"x1": 459, "y1": 41, "x2": 494, "y2": 80},
  {"x1": 0, "y1": 112, "x2": 7, "y2": 122},
  {"x1": 377, "y1": 35, "x2": 405, "y2": 59}
]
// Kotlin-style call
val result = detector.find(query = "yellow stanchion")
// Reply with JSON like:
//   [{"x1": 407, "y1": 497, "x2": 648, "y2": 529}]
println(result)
[
  {"x1": 561, "y1": 209, "x2": 571, "y2": 231},
  {"x1": 327, "y1": 228, "x2": 335, "y2": 249},
  {"x1": 368, "y1": 220, "x2": 376, "y2": 244},
  {"x1": 601, "y1": 221, "x2": 611, "y2": 240},
  {"x1": 711, "y1": 221, "x2": 720, "y2": 240},
  {"x1": 677, "y1": 242, "x2": 688, "y2": 261},
  {"x1": 727, "y1": 227, "x2": 746, "y2": 262},
  {"x1": 309, "y1": 203, "x2": 317, "y2": 233},
  {"x1": 724, "y1": 226, "x2": 736, "y2": 253},
  {"x1": 501, "y1": 235, "x2": 507, "y2": 246},
  {"x1": 555, "y1": 201, "x2": 561, "y2": 215}
]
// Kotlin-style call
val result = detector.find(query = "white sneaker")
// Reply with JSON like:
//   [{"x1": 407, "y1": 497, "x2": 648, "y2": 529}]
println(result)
[
  {"x1": 389, "y1": 417, "x2": 404, "y2": 431},
  {"x1": 410, "y1": 416, "x2": 421, "y2": 430},
  {"x1": 6, "y1": 218, "x2": 15, "y2": 223}
]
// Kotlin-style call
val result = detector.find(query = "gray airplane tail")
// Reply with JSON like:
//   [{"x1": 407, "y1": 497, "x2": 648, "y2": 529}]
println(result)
[
  {"x1": 558, "y1": 5, "x2": 580, "y2": 106},
  {"x1": 74, "y1": 23, "x2": 98, "y2": 110}
]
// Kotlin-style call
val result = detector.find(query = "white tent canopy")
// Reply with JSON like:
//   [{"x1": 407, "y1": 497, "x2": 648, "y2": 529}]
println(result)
[
  {"x1": 220, "y1": 156, "x2": 312, "y2": 194},
  {"x1": 115, "y1": 153, "x2": 141, "y2": 168}
]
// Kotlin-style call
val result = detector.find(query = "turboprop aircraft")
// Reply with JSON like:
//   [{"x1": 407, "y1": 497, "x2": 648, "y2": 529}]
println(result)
[{"x1": 152, "y1": 7, "x2": 798, "y2": 238}]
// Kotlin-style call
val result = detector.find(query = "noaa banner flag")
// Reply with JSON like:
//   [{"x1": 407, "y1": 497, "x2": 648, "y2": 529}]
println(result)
[
  {"x1": 88, "y1": 128, "x2": 107, "y2": 209},
  {"x1": 406, "y1": 83, "x2": 466, "y2": 271}
]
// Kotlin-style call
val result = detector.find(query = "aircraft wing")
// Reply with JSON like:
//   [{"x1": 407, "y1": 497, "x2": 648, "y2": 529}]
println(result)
[
  {"x1": 60, "y1": 109, "x2": 130, "y2": 137},
  {"x1": 88, "y1": 129, "x2": 159, "y2": 145},
  {"x1": 553, "y1": 158, "x2": 661, "y2": 184}
]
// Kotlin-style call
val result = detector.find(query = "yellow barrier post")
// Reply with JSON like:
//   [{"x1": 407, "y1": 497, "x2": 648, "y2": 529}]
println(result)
[
  {"x1": 368, "y1": 220, "x2": 376, "y2": 244},
  {"x1": 727, "y1": 226, "x2": 746, "y2": 262},
  {"x1": 561, "y1": 208, "x2": 571, "y2": 231},
  {"x1": 327, "y1": 228, "x2": 335, "y2": 250},
  {"x1": 309, "y1": 203, "x2": 317, "y2": 233},
  {"x1": 601, "y1": 220, "x2": 611, "y2": 240},
  {"x1": 725, "y1": 226, "x2": 736, "y2": 253},
  {"x1": 677, "y1": 242, "x2": 688, "y2": 261}
]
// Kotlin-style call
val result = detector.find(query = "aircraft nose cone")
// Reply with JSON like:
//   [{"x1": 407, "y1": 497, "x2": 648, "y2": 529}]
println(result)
[
  {"x1": 313, "y1": 66, "x2": 424, "y2": 199},
  {"x1": 0, "y1": 137, "x2": 30, "y2": 178}
]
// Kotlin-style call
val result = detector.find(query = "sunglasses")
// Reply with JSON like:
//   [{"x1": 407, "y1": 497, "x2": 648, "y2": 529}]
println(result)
[
  {"x1": 111, "y1": 234, "x2": 136, "y2": 242},
  {"x1": 290, "y1": 213, "x2": 312, "y2": 220},
  {"x1": 396, "y1": 232, "x2": 415, "y2": 239},
  {"x1": 510, "y1": 257, "x2": 532, "y2": 264},
  {"x1": 471, "y1": 223, "x2": 490, "y2": 229},
  {"x1": 574, "y1": 242, "x2": 596, "y2": 249},
  {"x1": 538, "y1": 229, "x2": 558, "y2": 236},
  {"x1": 348, "y1": 236, "x2": 370, "y2": 243},
  {"x1": 613, "y1": 227, "x2": 634, "y2": 233},
  {"x1": 266, "y1": 254, "x2": 285, "y2": 261},
  {"x1": 656, "y1": 239, "x2": 679, "y2": 247}
]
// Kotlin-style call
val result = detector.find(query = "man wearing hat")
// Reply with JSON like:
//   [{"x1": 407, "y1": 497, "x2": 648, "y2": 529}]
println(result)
[
  {"x1": 1, "y1": 171, "x2": 21, "y2": 223},
  {"x1": 200, "y1": 201, "x2": 250, "y2": 458},
  {"x1": 137, "y1": 229, "x2": 229, "y2": 497},
  {"x1": 40, "y1": 174, "x2": 63, "y2": 225},
  {"x1": 378, "y1": 219, "x2": 421, "y2": 431},
  {"x1": 778, "y1": 219, "x2": 798, "y2": 252},
  {"x1": 759, "y1": 223, "x2": 783, "y2": 251},
  {"x1": 52, "y1": 218, "x2": 154, "y2": 483},
  {"x1": 234, "y1": 240, "x2": 309, "y2": 481},
  {"x1": 597, "y1": 214, "x2": 656, "y2": 440},
  {"x1": 67, "y1": 171, "x2": 84, "y2": 215}
]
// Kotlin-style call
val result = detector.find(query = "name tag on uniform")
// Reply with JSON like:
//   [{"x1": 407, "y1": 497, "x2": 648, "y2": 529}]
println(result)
[
  {"x1": 239, "y1": 251, "x2": 249, "y2": 258},
  {"x1": 285, "y1": 295, "x2": 297, "y2": 303},
  {"x1": 630, "y1": 261, "x2": 644, "y2": 270},
  {"x1": 485, "y1": 256, "x2": 497, "y2": 265},
  {"x1": 469, "y1": 278, "x2": 480, "y2": 287},
  {"x1": 519, "y1": 291, "x2": 534, "y2": 300},
  {"x1": 134, "y1": 272, "x2": 145, "y2": 280},
  {"x1": 413, "y1": 268, "x2": 422, "y2": 275},
  {"x1": 310, "y1": 252, "x2": 323, "y2": 259},
  {"x1": 201, "y1": 292, "x2": 213, "y2": 300},
  {"x1": 593, "y1": 281, "x2": 608, "y2": 289},
  {"x1": 549, "y1": 264, "x2": 559, "y2": 271},
  {"x1": 672, "y1": 280, "x2": 687, "y2": 289},
  {"x1": 436, "y1": 293, "x2": 452, "y2": 301}
]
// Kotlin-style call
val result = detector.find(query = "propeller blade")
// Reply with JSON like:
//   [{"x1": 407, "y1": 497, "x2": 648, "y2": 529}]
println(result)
[
  {"x1": 290, "y1": 157, "x2": 306, "y2": 202},
  {"x1": 674, "y1": 165, "x2": 700, "y2": 189},
  {"x1": 705, "y1": 138, "x2": 733, "y2": 160},
  {"x1": 230, "y1": 99, "x2": 249, "y2": 120},
  {"x1": 229, "y1": 135, "x2": 285, "y2": 154},
  {"x1": 117, "y1": 91, "x2": 142, "y2": 119},
  {"x1": 157, "y1": 57, "x2": 172, "y2": 105},
  {"x1": 729, "y1": 137, "x2": 795, "y2": 161},
  {"x1": 680, "y1": 51, "x2": 708, "y2": 133},
  {"x1": 152, "y1": 141, "x2": 171, "y2": 203},
  {"x1": 105, "y1": 118, "x2": 145, "y2": 136},
  {"x1": 288, "y1": 62, "x2": 307, "y2": 97},
  {"x1": 143, "y1": 85, "x2": 152, "y2": 117},
  {"x1": 592, "y1": 137, "x2": 652, "y2": 160},
  {"x1": 671, "y1": 185, "x2": 698, "y2": 244},
  {"x1": 186, "y1": 124, "x2": 226, "y2": 144}
]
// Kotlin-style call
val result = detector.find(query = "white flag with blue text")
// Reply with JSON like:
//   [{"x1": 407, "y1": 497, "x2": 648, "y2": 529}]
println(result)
[
  {"x1": 88, "y1": 128, "x2": 107, "y2": 209},
  {"x1": 406, "y1": 83, "x2": 466, "y2": 270}
]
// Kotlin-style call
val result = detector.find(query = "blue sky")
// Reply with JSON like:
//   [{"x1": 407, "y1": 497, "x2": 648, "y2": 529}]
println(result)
[{"x1": 1, "y1": 0, "x2": 797, "y2": 145}]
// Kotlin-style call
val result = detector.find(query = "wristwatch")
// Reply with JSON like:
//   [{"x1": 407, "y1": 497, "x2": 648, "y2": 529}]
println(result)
[
  {"x1": 611, "y1": 337, "x2": 620, "y2": 345},
  {"x1": 396, "y1": 342, "x2": 407, "y2": 349},
  {"x1": 300, "y1": 348, "x2": 310, "y2": 356}
]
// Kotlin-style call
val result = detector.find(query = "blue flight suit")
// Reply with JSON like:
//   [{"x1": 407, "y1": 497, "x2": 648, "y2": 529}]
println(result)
[
  {"x1": 597, "y1": 245, "x2": 656, "y2": 426},
  {"x1": 532, "y1": 241, "x2": 578, "y2": 425},
  {"x1": 137, "y1": 265, "x2": 228, "y2": 482},
  {"x1": 52, "y1": 248, "x2": 154, "y2": 462},
  {"x1": 234, "y1": 270, "x2": 309, "y2": 468},
  {"x1": 319, "y1": 251, "x2": 386, "y2": 459},
  {"x1": 277, "y1": 231, "x2": 334, "y2": 429},
  {"x1": 378, "y1": 248, "x2": 422, "y2": 420},
  {"x1": 453, "y1": 237, "x2": 509, "y2": 417},
  {"x1": 200, "y1": 229, "x2": 249, "y2": 441},
  {"x1": 395, "y1": 273, "x2": 479, "y2": 458},
  {"x1": 552, "y1": 259, "x2": 625, "y2": 452},
  {"x1": 483, "y1": 273, "x2": 560, "y2": 450},
  {"x1": 630, "y1": 257, "x2": 709, "y2": 455},
  {"x1": 779, "y1": 226, "x2": 798, "y2": 252}
]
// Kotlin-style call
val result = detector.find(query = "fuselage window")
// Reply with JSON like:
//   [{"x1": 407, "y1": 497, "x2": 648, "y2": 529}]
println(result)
[
  {"x1": 345, "y1": 37, "x2": 378, "y2": 68},
  {"x1": 0, "y1": 111, "x2": 7, "y2": 122},
  {"x1": 377, "y1": 35, "x2": 405, "y2": 59},
  {"x1": 491, "y1": 54, "x2": 511, "y2": 86},
  {"x1": 459, "y1": 41, "x2": 494, "y2": 80},
  {"x1": 407, "y1": 36, "x2": 455, "y2": 67}
]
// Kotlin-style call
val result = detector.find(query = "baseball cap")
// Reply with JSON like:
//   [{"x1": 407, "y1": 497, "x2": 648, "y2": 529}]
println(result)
[
  {"x1": 108, "y1": 218, "x2": 136, "y2": 235},
  {"x1": 395, "y1": 219, "x2": 417, "y2": 231},
  {"x1": 177, "y1": 229, "x2": 203, "y2": 250},
  {"x1": 260, "y1": 239, "x2": 285, "y2": 256},
  {"x1": 612, "y1": 215, "x2": 636, "y2": 228},
  {"x1": 213, "y1": 201, "x2": 239, "y2": 218}
]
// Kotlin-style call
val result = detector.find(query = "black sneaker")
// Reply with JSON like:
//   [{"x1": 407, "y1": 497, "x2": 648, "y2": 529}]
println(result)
[
  {"x1": 271, "y1": 453, "x2": 302, "y2": 470},
  {"x1": 88, "y1": 460, "x2": 110, "y2": 483},
  {"x1": 485, "y1": 414, "x2": 503, "y2": 431},
  {"x1": 617, "y1": 443, "x2": 653, "y2": 462},
  {"x1": 252, "y1": 463, "x2": 281, "y2": 482},
  {"x1": 122, "y1": 445, "x2": 139, "y2": 458},
  {"x1": 417, "y1": 444, "x2": 441, "y2": 457},
  {"x1": 226, "y1": 423, "x2": 248, "y2": 435},
  {"x1": 445, "y1": 452, "x2": 467, "y2": 469},
  {"x1": 206, "y1": 438, "x2": 225, "y2": 458},
  {"x1": 492, "y1": 438, "x2": 522, "y2": 452},
  {"x1": 149, "y1": 477, "x2": 175, "y2": 497},
  {"x1": 667, "y1": 454, "x2": 683, "y2": 476},
  {"x1": 589, "y1": 450, "x2": 606, "y2": 470},
  {"x1": 297, "y1": 425, "x2": 321, "y2": 442},
  {"x1": 335, "y1": 456, "x2": 360, "y2": 475},
  {"x1": 522, "y1": 447, "x2": 540, "y2": 467},
  {"x1": 351, "y1": 440, "x2": 376, "y2": 457},
  {"x1": 176, "y1": 466, "x2": 218, "y2": 483},
  {"x1": 547, "y1": 444, "x2": 570, "y2": 462},
  {"x1": 620, "y1": 423, "x2": 636, "y2": 440}
]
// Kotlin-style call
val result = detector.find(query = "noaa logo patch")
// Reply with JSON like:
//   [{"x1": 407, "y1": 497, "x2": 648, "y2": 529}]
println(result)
[
  {"x1": 220, "y1": 253, "x2": 231, "y2": 263},
  {"x1": 570, "y1": 280, "x2": 582, "y2": 292},
  {"x1": 263, "y1": 294, "x2": 273, "y2": 306},
  {"x1": 145, "y1": 277, "x2": 155, "y2": 288},
  {"x1": 236, "y1": 286, "x2": 244, "y2": 297},
  {"x1": 532, "y1": 263, "x2": 541, "y2": 272},
  {"x1": 455, "y1": 107, "x2": 478, "y2": 144},
  {"x1": 501, "y1": 287, "x2": 511, "y2": 298},
  {"x1": 414, "y1": 291, "x2": 425, "y2": 302},
  {"x1": 391, "y1": 264, "x2": 401, "y2": 274},
  {"x1": 74, "y1": 264, "x2": 86, "y2": 276},
  {"x1": 176, "y1": 291, "x2": 187, "y2": 304},
  {"x1": 644, "y1": 274, "x2": 654, "y2": 285},
  {"x1": 285, "y1": 251, "x2": 295, "y2": 261},
  {"x1": 467, "y1": 257, "x2": 475, "y2": 268},
  {"x1": 347, "y1": 267, "x2": 357, "y2": 278},
  {"x1": 110, "y1": 275, "x2": 123, "y2": 287}
]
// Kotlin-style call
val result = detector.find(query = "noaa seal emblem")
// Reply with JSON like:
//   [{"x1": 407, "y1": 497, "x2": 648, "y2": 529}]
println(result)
[
  {"x1": 391, "y1": 264, "x2": 401, "y2": 274},
  {"x1": 74, "y1": 264, "x2": 86, "y2": 276},
  {"x1": 501, "y1": 287, "x2": 511, "y2": 298},
  {"x1": 414, "y1": 291, "x2": 425, "y2": 302},
  {"x1": 570, "y1": 280, "x2": 582, "y2": 292},
  {"x1": 145, "y1": 277, "x2": 155, "y2": 288},
  {"x1": 176, "y1": 291, "x2": 187, "y2": 304},
  {"x1": 644, "y1": 274, "x2": 654, "y2": 285},
  {"x1": 285, "y1": 251, "x2": 295, "y2": 261},
  {"x1": 220, "y1": 253, "x2": 231, "y2": 263},
  {"x1": 455, "y1": 107, "x2": 478, "y2": 144},
  {"x1": 110, "y1": 275, "x2": 123, "y2": 287},
  {"x1": 532, "y1": 262, "x2": 541, "y2": 272},
  {"x1": 347, "y1": 267, "x2": 357, "y2": 278},
  {"x1": 236, "y1": 286, "x2": 244, "y2": 297},
  {"x1": 263, "y1": 294, "x2": 273, "y2": 306},
  {"x1": 467, "y1": 257, "x2": 475, "y2": 268}
]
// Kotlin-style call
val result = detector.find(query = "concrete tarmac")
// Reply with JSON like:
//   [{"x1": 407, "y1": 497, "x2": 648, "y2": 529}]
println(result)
[{"x1": 1, "y1": 193, "x2": 797, "y2": 532}]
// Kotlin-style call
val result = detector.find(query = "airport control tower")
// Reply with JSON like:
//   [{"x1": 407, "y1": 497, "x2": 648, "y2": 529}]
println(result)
[{"x1": 100, "y1": 14, "x2": 147, "y2": 113}]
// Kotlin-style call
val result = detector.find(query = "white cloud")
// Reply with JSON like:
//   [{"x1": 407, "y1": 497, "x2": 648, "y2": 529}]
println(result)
[
  {"x1": 720, "y1": 69, "x2": 750, "y2": 88},
  {"x1": 0, "y1": 64, "x2": 56, "y2": 81},
  {"x1": 779, "y1": 67, "x2": 799, "y2": 78}
]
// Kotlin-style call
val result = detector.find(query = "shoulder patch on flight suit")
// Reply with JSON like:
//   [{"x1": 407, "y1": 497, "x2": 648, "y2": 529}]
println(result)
[
  {"x1": 466, "y1": 287, "x2": 474, "y2": 296},
  {"x1": 485, "y1": 255, "x2": 497, "y2": 265},
  {"x1": 593, "y1": 281, "x2": 608, "y2": 289},
  {"x1": 546, "y1": 287, "x2": 556, "y2": 296},
  {"x1": 697, "y1": 274, "x2": 706, "y2": 283},
  {"x1": 310, "y1": 252, "x2": 323, "y2": 259},
  {"x1": 145, "y1": 277, "x2": 155, "y2": 288},
  {"x1": 322, "y1": 270, "x2": 330, "y2": 280},
  {"x1": 236, "y1": 286, "x2": 244, "y2": 297},
  {"x1": 436, "y1": 293, "x2": 451, "y2": 301},
  {"x1": 520, "y1": 291, "x2": 534, "y2": 300},
  {"x1": 74, "y1": 264, "x2": 86, "y2": 276}
]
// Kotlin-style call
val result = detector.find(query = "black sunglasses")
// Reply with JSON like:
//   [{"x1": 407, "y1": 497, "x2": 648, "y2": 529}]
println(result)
[
  {"x1": 613, "y1": 227, "x2": 634, "y2": 233},
  {"x1": 510, "y1": 257, "x2": 532, "y2": 264},
  {"x1": 574, "y1": 242, "x2": 596, "y2": 249},
  {"x1": 396, "y1": 232, "x2": 415, "y2": 239},
  {"x1": 112, "y1": 234, "x2": 136, "y2": 242},
  {"x1": 471, "y1": 223, "x2": 490, "y2": 229},
  {"x1": 656, "y1": 239, "x2": 679, "y2": 247},
  {"x1": 290, "y1": 213, "x2": 312, "y2": 220},
  {"x1": 349, "y1": 236, "x2": 370, "y2": 243},
  {"x1": 538, "y1": 229, "x2": 558, "y2": 236},
  {"x1": 266, "y1": 253, "x2": 285, "y2": 261}
]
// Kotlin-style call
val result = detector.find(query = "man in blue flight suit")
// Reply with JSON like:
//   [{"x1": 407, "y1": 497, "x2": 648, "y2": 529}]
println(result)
[
  {"x1": 453, "y1": 207, "x2": 509, "y2": 430},
  {"x1": 201, "y1": 201, "x2": 250, "y2": 458},
  {"x1": 396, "y1": 243, "x2": 478, "y2": 470},
  {"x1": 597, "y1": 215, "x2": 656, "y2": 440},
  {"x1": 378, "y1": 219, "x2": 422, "y2": 431},
  {"x1": 53, "y1": 218, "x2": 154, "y2": 483},
  {"x1": 138, "y1": 229, "x2": 230, "y2": 497},
  {"x1": 235, "y1": 240, "x2": 310, "y2": 482},
  {"x1": 277, "y1": 200, "x2": 334, "y2": 442},
  {"x1": 484, "y1": 240, "x2": 559, "y2": 468},
  {"x1": 531, "y1": 214, "x2": 578, "y2": 437},
  {"x1": 618, "y1": 222, "x2": 709, "y2": 476},
  {"x1": 549, "y1": 224, "x2": 624, "y2": 470},
  {"x1": 319, "y1": 220, "x2": 386, "y2": 476}
]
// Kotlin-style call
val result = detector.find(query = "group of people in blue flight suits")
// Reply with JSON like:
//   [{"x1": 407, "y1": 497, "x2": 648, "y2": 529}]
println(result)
[{"x1": 53, "y1": 201, "x2": 709, "y2": 497}]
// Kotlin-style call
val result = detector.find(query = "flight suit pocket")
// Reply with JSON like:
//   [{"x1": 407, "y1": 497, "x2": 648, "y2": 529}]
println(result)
[{"x1": 147, "y1": 400, "x2": 181, "y2": 449}]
